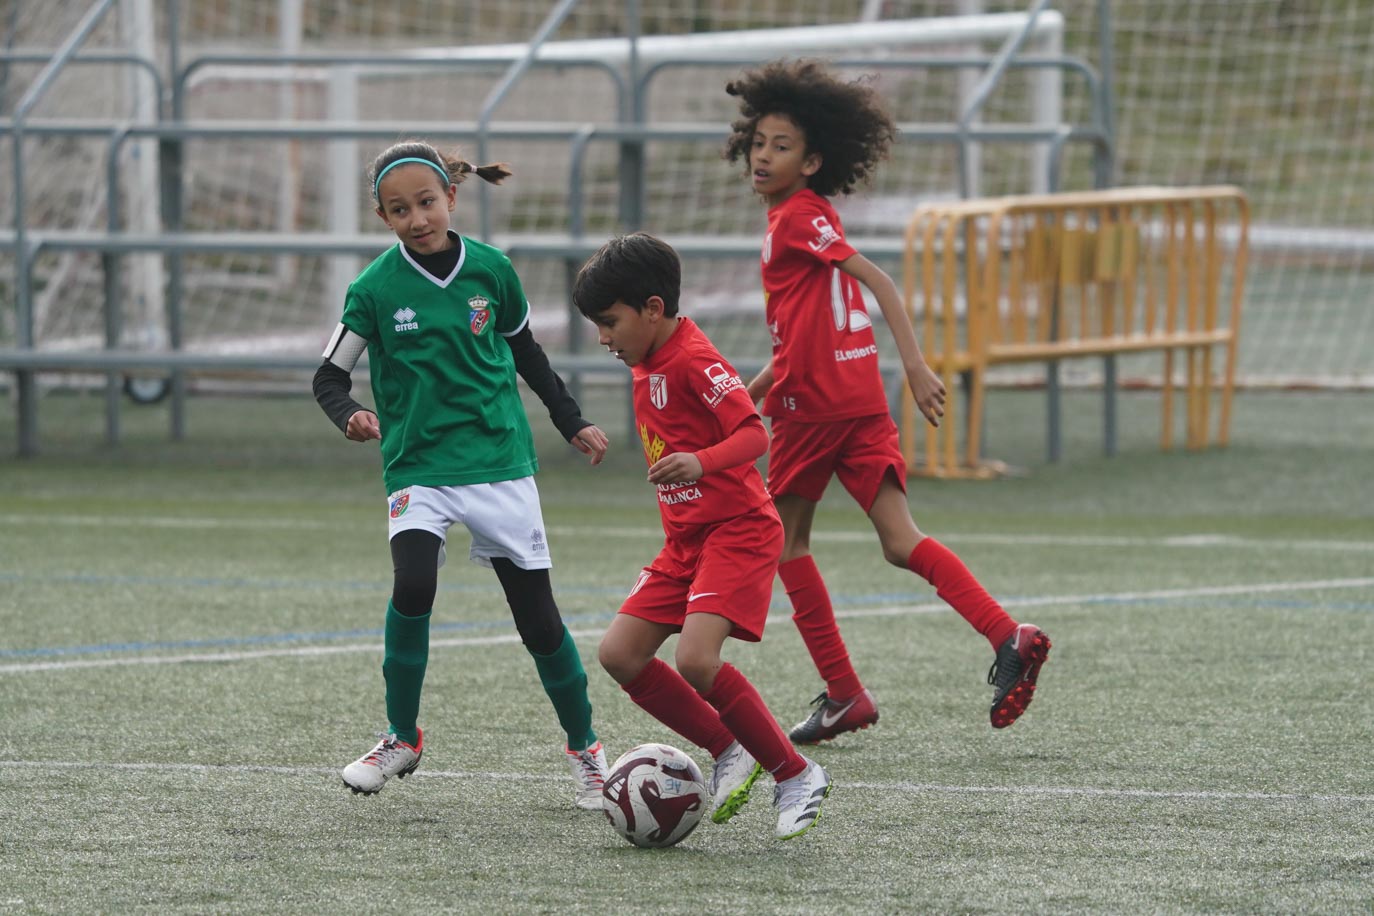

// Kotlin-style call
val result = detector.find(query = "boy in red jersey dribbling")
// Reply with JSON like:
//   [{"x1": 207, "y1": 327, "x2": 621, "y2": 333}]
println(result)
[
  {"x1": 724, "y1": 59, "x2": 1052, "y2": 740},
  {"x1": 573, "y1": 232, "x2": 830, "y2": 840}
]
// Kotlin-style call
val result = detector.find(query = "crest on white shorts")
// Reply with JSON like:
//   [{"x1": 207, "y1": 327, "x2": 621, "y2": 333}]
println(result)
[{"x1": 649, "y1": 374, "x2": 667, "y2": 410}]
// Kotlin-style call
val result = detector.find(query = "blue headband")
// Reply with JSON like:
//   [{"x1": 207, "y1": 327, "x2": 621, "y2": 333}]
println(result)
[{"x1": 373, "y1": 157, "x2": 451, "y2": 198}]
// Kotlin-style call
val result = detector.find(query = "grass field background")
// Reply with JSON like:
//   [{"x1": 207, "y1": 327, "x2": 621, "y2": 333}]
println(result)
[{"x1": 1, "y1": 385, "x2": 1372, "y2": 913}]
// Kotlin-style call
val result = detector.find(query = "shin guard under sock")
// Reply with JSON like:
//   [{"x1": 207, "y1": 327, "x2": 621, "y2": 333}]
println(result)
[
  {"x1": 530, "y1": 625, "x2": 597, "y2": 751},
  {"x1": 702, "y1": 663, "x2": 805, "y2": 782},
  {"x1": 908, "y1": 538, "x2": 1017, "y2": 649},
  {"x1": 382, "y1": 600, "x2": 429, "y2": 745},
  {"x1": 622, "y1": 658, "x2": 733, "y2": 758},
  {"x1": 780, "y1": 555, "x2": 864, "y2": 700}
]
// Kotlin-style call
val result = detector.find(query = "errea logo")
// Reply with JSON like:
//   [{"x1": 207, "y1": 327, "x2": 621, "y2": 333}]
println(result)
[{"x1": 393, "y1": 307, "x2": 419, "y2": 332}]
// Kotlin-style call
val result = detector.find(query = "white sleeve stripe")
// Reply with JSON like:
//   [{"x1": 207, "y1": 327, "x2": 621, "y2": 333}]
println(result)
[
  {"x1": 322, "y1": 324, "x2": 368, "y2": 371},
  {"x1": 500, "y1": 302, "x2": 531, "y2": 338},
  {"x1": 322, "y1": 323, "x2": 346, "y2": 357}
]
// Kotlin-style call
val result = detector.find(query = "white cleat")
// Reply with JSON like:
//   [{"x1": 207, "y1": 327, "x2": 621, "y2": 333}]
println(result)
[
  {"x1": 709, "y1": 740, "x2": 763, "y2": 824},
  {"x1": 565, "y1": 741, "x2": 608, "y2": 811},
  {"x1": 342, "y1": 730, "x2": 423, "y2": 795},
  {"x1": 774, "y1": 758, "x2": 831, "y2": 839}
]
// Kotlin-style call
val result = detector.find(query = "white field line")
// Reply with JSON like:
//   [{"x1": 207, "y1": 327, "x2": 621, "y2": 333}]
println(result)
[
  {"x1": 2, "y1": 576, "x2": 1372, "y2": 675},
  {"x1": 2, "y1": 513, "x2": 1372, "y2": 552},
  {"x1": 1, "y1": 759, "x2": 1369, "y2": 806}
]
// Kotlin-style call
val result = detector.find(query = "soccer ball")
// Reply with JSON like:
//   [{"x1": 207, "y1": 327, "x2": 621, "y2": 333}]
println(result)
[{"x1": 602, "y1": 743, "x2": 708, "y2": 849}]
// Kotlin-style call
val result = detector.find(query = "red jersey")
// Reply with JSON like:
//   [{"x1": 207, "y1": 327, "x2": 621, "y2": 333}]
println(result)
[
  {"x1": 760, "y1": 188, "x2": 890, "y2": 422},
  {"x1": 631, "y1": 317, "x2": 770, "y2": 538}
]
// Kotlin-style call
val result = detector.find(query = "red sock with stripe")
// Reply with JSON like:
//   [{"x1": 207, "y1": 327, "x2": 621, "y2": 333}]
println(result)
[
  {"x1": 908, "y1": 537, "x2": 1018, "y2": 649},
  {"x1": 622, "y1": 658, "x2": 733, "y2": 758},
  {"x1": 702, "y1": 663, "x2": 806, "y2": 782},
  {"x1": 779, "y1": 555, "x2": 864, "y2": 700}
]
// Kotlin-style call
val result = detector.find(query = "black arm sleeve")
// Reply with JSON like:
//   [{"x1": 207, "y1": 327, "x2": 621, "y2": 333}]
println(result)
[
  {"x1": 505, "y1": 326, "x2": 592, "y2": 442},
  {"x1": 312, "y1": 360, "x2": 370, "y2": 435}
]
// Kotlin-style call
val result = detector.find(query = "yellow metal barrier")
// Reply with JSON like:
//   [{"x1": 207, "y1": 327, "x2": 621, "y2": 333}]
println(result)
[{"x1": 901, "y1": 186, "x2": 1250, "y2": 478}]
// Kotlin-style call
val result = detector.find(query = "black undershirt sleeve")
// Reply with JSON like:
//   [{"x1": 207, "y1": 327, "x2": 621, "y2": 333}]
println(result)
[
  {"x1": 505, "y1": 326, "x2": 592, "y2": 442},
  {"x1": 312, "y1": 361, "x2": 370, "y2": 434}
]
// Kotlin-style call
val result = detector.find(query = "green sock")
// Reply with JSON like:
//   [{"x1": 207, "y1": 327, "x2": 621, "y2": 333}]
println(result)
[
  {"x1": 382, "y1": 600, "x2": 429, "y2": 746},
  {"x1": 530, "y1": 626, "x2": 597, "y2": 751}
]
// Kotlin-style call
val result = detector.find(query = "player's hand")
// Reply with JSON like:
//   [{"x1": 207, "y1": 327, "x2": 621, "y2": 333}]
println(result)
[
  {"x1": 571, "y1": 424, "x2": 609, "y2": 466},
  {"x1": 345, "y1": 409, "x2": 381, "y2": 441},
  {"x1": 909, "y1": 363, "x2": 947, "y2": 428},
  {"x1": 648, "y1": 452, "x2": 703, "y2": 486}
]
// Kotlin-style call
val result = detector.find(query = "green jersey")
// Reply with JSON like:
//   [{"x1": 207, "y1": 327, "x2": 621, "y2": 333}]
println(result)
[{"x1": 341, "y1": 236, "x2": 537, "y2": 492}]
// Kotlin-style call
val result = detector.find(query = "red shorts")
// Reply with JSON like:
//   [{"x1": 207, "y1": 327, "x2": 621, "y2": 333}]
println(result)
[
  {"x1": 617, "y1": 502, "x2": 783, "y2": 642},
  {"x1": 767, "y1": 413, "x2": 907, "y2": 512}
]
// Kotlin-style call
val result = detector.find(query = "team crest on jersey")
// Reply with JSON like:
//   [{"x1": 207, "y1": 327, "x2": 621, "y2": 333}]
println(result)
[
  {"x1": 649, "y1": 374, "x2": 668, "y2": 410},
  {"x1": 389, "y1": 489, "x2": 411, "y2": 519},
  {"x1": 468, "y1": 296, "x2": 491, "y2": 336},
  {"x1": 638, "y1": 422, "x2": 665, "y2": 465},
  {"x1": 393, "y1": 307, "x2": 418, "y2": 332}
]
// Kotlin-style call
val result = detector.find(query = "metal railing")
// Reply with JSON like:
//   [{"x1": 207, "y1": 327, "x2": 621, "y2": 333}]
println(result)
[{"x1": 2, "y1": 1, "x2": 1115, "y2": 457}]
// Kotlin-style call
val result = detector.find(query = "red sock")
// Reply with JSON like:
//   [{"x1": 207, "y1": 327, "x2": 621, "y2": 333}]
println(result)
[
  {"x1": 909, "y1": 538, "x2": 1018, "y2": 649},
  {"x1": 702, "y1": 663, "x2": 805, "y2": 782},
  {"x1": 622, "y1": 658, "x2": 733, "y2": 758},
  {"x1": 779, "y1": 556, "x2": 864, "y2": 700}
]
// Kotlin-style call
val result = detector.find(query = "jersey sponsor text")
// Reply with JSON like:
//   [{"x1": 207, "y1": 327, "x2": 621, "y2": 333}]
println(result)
[
  {"x1": 657, "y1": 480, "x2": 703, "y2": 506},
  {"x1": 835, "y1": 343, "x2": 878, "y2": 362}
]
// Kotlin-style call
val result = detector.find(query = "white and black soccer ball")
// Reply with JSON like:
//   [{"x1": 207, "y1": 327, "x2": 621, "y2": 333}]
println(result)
[{"x1": 602, "y1": 743, "x2": 708, "y2": 849}]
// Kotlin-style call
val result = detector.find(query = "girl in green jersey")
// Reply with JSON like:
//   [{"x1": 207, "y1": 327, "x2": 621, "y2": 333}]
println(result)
[{"x1": 314, "y1": 140, "x2": 610, "y2": 810}]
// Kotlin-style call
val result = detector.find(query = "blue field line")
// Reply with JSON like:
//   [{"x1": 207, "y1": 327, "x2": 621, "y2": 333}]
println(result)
[
  {"x1": 0, "y1": 568, "x2": 906, "y2": 609},
  {"x1": 0, "y1": 609, "x2": 615, "y2": 659},
  {"x1": 1, "y1": 589, "x2": 1369, "y2": 660}
]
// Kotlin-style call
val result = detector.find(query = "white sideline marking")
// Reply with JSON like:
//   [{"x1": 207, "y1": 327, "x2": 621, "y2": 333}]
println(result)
[
  {"x1": 1, "y1": 759, "x2": 1370, "y2": 805},
  {"x1": 2, "y1": 513, "x2": 1372, "y2": 552},
  {"x1": 2, "y1": 576, "x2": 1371, "y2": 675}
]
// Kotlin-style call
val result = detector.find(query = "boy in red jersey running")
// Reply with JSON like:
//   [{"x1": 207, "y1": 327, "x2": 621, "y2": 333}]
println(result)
[
  {"x1": 724, "y1": 59, "x2": 1051, "y2": 739},
  {"x1": 573, "y1": 233, "x2": 831, "y2": 840}
]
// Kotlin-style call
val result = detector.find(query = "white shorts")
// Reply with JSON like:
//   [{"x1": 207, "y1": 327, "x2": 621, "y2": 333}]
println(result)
[{"x1": 386, "y1": 478, "x2": 551, "y2": 570}]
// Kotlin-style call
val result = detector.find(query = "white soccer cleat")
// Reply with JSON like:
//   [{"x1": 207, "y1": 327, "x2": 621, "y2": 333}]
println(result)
[
  {"x1": 708, "y1": 740, "x2": 764, "y2": 824},
  {"x1": 565, "y1": 741, "x2": 608, "y2": 811},
  {"x1": 773, "y1": 757, "x2": 831, "y2": 839},
  {"x1": 342, "y1": 730, "x2": 423, "y2": 795}
]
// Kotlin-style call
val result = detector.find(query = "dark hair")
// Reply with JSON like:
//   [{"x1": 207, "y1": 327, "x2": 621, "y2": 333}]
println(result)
[
  {"x1": 367, "y1": 140, "x2": 512, "y2": 203},
  {"x1": 723, "y1": 58, "x2": 896, "y2": 198},
  {"x1": 572, "y1": 233, "x2": 681, "y2": 319}
]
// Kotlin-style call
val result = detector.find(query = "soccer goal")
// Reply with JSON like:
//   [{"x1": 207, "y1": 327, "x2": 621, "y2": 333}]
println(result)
[{"x1": 5, "y1": 1, "x2": 1071, "y2": 384}]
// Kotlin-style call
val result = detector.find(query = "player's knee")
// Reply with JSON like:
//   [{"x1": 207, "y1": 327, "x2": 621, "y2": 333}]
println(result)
[
  {"x1": 391, "y1": 567, "x2": 437, "y2": 615},
  {"x1": 877, "y1": 527, "x2": 922, "y2": 568},
  {"x1": 673, "y1": 648, "x2": 720, "y2": 694},
  {"x1": 598, "y1": 638, "x2": 642, "y2": 685},
  {"x1": 880, "y1": 541, "x2": 910, "y2": 568}
]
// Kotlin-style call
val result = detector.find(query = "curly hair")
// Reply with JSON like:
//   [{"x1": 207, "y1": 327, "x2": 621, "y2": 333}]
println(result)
[{"x1": 723, "y1": 59, "x2": 896, "y2": 198}]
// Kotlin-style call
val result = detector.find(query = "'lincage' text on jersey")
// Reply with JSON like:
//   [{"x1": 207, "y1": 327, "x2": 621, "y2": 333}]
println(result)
[
  {"x1": 700, "y1": 362, "x2": 745, "y2": 409},
  {"x1": 807, "y1": 215, "x2": 842, "y2": 253}
]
